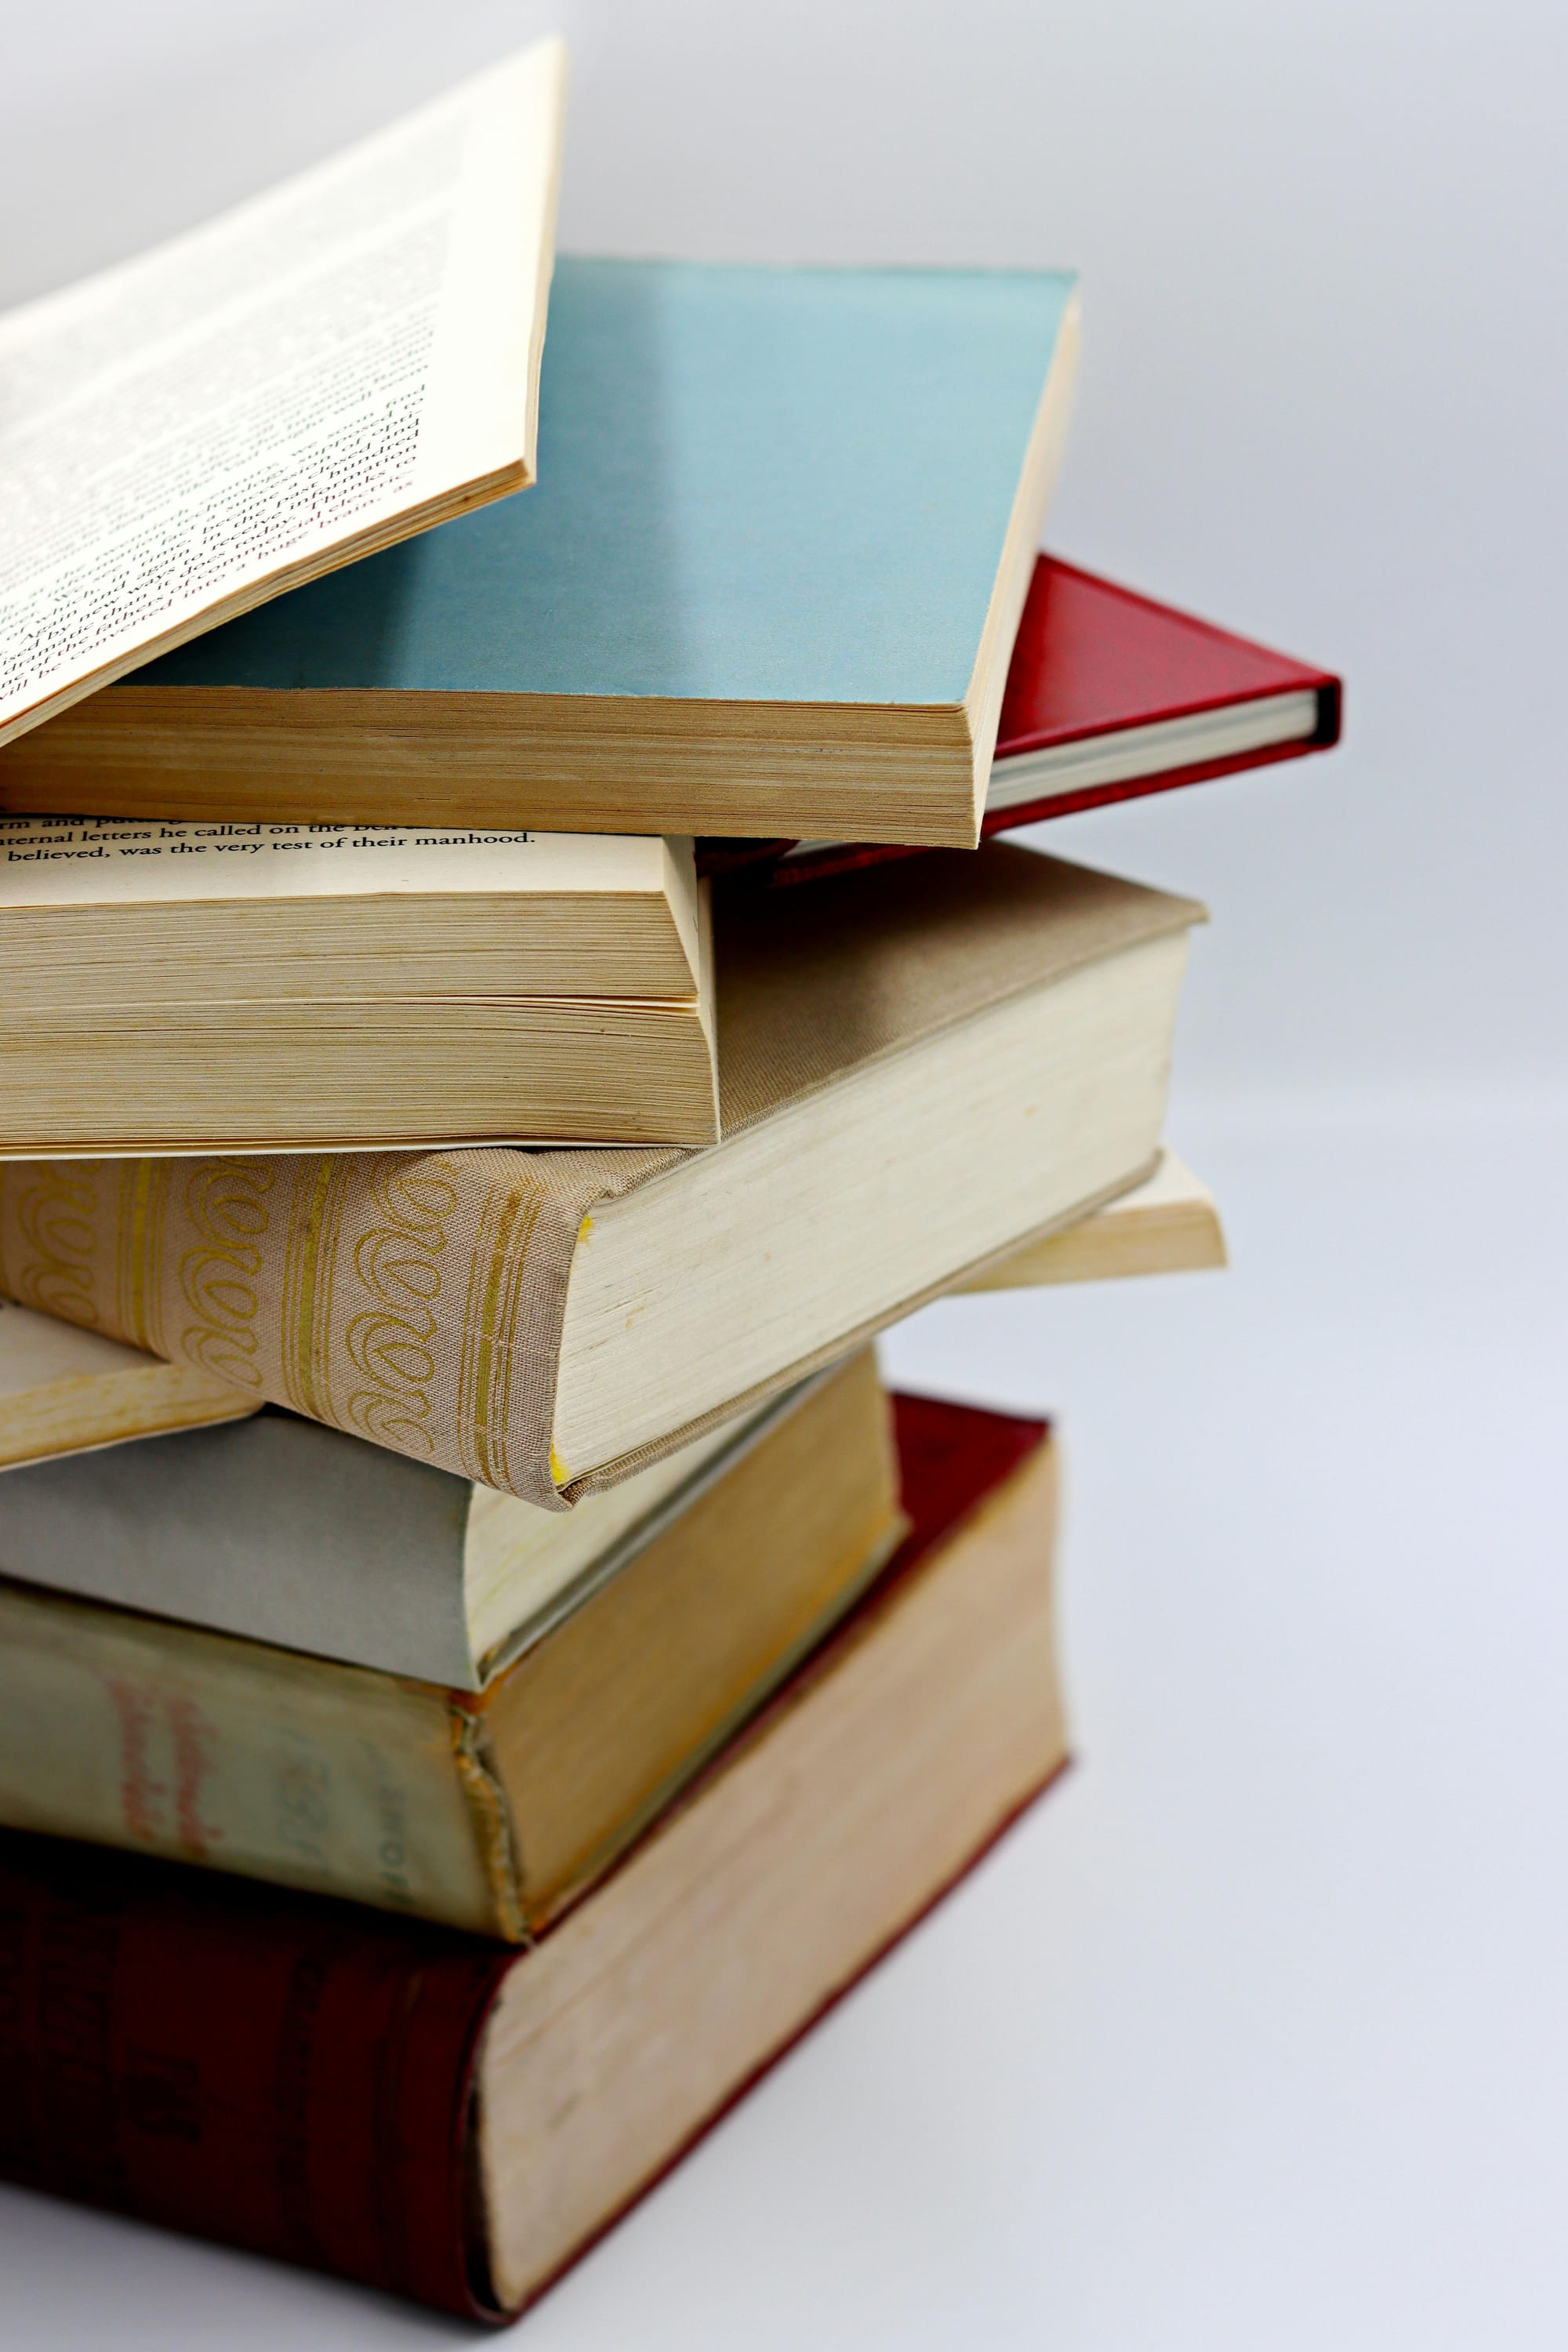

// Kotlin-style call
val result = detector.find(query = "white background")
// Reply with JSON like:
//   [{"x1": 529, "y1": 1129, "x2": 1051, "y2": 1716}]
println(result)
[{"x1": 3, "y1": 4, "x2": 1566, "y2": 2343}]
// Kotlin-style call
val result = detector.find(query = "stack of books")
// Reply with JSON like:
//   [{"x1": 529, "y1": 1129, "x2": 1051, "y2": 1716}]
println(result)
[{"x1": 0, "y1": 42, "x2": 1336, "y2": 2323}]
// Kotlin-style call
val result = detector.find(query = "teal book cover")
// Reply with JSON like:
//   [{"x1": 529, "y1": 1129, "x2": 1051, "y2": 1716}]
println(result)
[{"x1": 140, "y1": 258, "x2": 1079, "y2": 709}]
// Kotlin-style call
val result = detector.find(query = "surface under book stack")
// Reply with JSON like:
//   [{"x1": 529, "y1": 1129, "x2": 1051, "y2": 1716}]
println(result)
[{"x1": 0, "y1": 42, "x2": 1338, "y2": 2328}]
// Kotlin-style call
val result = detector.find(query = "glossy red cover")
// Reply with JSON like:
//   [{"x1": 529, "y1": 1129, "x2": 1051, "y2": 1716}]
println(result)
[
  {"x1": 0, "y1": 1394, "x2": 1052, "y2": 2321},
  {"x1": 994, "y1": 554, "x2": 1338, "y2": 771},
  {"x1": 698, "y1": 554, "x2": 1341, "y2": 886}
]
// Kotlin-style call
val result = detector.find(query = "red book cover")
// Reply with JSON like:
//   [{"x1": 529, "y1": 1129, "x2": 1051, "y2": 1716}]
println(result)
[
  {"x1": 0, "y1": 1393, "x2": 1054, "y2": 2323},
  {"x1": 700, "y1": 554, "x2": 1341, "y2": 887}
]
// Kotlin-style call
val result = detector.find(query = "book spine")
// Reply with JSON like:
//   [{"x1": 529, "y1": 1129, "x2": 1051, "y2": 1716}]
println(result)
[
  {"x1": 0, "y1": 1828, "x2": 513, "y2": 2318},
  {"x1": 0, "y1": 1577, "x2": 527, "y2": 1938},
  {"x1": 0, "y1": 1148, "x2": 665, "y2": 1508}
]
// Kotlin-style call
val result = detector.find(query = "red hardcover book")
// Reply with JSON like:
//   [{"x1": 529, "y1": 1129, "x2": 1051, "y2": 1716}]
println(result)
[
  {"x1": 701, "y1": 554, "x2": 1341, "y2": 886},
  {"x1": 0, "y1": 1393, "x2": 1064, "y2": 2324}
]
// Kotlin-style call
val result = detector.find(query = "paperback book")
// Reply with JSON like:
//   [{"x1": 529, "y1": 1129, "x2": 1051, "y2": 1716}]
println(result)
[
  {"x1": 0, "y1": 42, "x2": 567, "y2": 749},
  {"x1": 0, "y1": 819, "x2": 716, "y2": 1152}
]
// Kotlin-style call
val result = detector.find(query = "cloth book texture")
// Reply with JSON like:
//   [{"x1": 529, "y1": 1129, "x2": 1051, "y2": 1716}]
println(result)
[{"x1": 0, "y1": 847, "x2": 1196, "y2": 1504}]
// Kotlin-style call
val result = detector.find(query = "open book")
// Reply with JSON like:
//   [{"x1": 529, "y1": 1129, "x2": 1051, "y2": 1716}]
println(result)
[{"x1": 0, "y1": 39, "x2": 566, "y2": 749}]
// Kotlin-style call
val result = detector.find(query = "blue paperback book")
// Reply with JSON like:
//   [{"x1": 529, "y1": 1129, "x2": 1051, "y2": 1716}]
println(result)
[{"x1": 2, "y1": 260, "x2": 1080, "y2": 845}]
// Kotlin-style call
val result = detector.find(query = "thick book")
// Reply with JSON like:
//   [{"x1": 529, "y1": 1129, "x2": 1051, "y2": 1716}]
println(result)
[
  {"x1": 0, "y1": 1351, "x2": 899, "y2": 1936},
  {"x1": 0, "y1": 1389, "x2": 1063, "y2": 2321},
  {"x1": 0, "y1": 1295, "x2": 256, "y2": 1469},
  {"x1": 1, "y1": 258, "x2": 1081, "y2": 848},
  {"x1": 717, "y1": 554, "x2": 1343, "y2": 887},
  {"x1": 0, "y1": 844, "x2": 1200, "y2": 1504},
  {"x1": 0, "y1": 42, "x2": 567, "y2": 750},
  {"x1": 0, "y1": 822, "x2": 717, "y2": 1153},
  {"x1": 0, "y1": 1155, "x2": 1217, "y2": 1470}
]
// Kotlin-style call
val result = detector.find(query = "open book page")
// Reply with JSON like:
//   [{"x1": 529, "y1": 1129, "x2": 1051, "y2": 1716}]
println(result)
[{"x1": 0, "y1": 38, "x2": 566, "y2": 750}]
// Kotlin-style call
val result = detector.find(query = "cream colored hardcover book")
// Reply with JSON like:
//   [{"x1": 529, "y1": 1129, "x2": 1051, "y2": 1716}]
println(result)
[
  {"x1": 0, "y1": 845, "x2": 1203, "y2": 1504},
  {"x1": 0, "y1": 40, "x2": 566, "y2": 750},
  {"x1": 0, "y1": 821, "x2": 717, "y2": 1152},
  {"x1": 0, "y1": 1294, "x2": 257, "y2": 1469},
  {"x1": 0, "y1": 1352, "x2": 901, "y2": 1937}
]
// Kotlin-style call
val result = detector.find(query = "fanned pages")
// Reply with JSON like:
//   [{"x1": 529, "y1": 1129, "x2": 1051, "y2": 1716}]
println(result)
[
  {"x1": 0, "y1": 846, "x2": 1203, "y2": 1504},
  {"x1": 0, "y1": 40, "x2": 567, "y2": 748}
]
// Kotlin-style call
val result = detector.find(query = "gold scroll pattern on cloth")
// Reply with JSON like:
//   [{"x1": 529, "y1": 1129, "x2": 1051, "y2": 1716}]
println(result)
[
  {"x1": 0, "y1": 1161, "x2": 101, "y2": 1329},
  {"x1": 0, "y1": 1149, "x2": 677, "y2": 1508}
]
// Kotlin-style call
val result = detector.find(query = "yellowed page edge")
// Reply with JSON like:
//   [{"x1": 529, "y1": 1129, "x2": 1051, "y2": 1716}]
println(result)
[{"x1": 956, "y1": 1150, "x2": 1226, "y2": 1291}]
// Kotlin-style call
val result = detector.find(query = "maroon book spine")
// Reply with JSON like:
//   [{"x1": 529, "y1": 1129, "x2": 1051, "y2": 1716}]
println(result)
[{"x1": 0, "y1": 1839, "x2": 514, "y2": 2318}]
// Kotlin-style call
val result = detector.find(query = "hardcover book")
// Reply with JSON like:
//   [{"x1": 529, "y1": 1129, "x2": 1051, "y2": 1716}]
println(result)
[
  {"x1": 722, "y1": 554, "x2": 1343, "y2": 887},
  {"x1": 1, "y1": 259, "x2": 1081, "y2": 847},
  {"x1": 0, "y1": 1351, "x2": 900, "y2": 1935},
  {"x1": 987, "y1": 555, "x2": 1339, "y2": 821},
  {"x1": 0, "y1": 844, "x2": 1201, "y2": 1504},
  {"x1": 0, "y1": 820, "x2": 717, "y2": 1153},
  {"x1": 0, "y1": 1390, "x2": 1064, "y2": 2321},
  {"x1": 0, "y1": 1155, "x2": 1218, "y2": 1471},
  {"x1": 0, "y1": 42, "x2": 567, "y2": 750}
]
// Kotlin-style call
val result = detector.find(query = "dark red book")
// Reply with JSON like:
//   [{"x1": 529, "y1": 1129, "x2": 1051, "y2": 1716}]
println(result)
[
  {"x1": 700, "y1": 554, "x2": 1341, "y2": 886},
  {"x1": 0, "y1": 1393, "x2": 1065, "y2": 2324}
]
